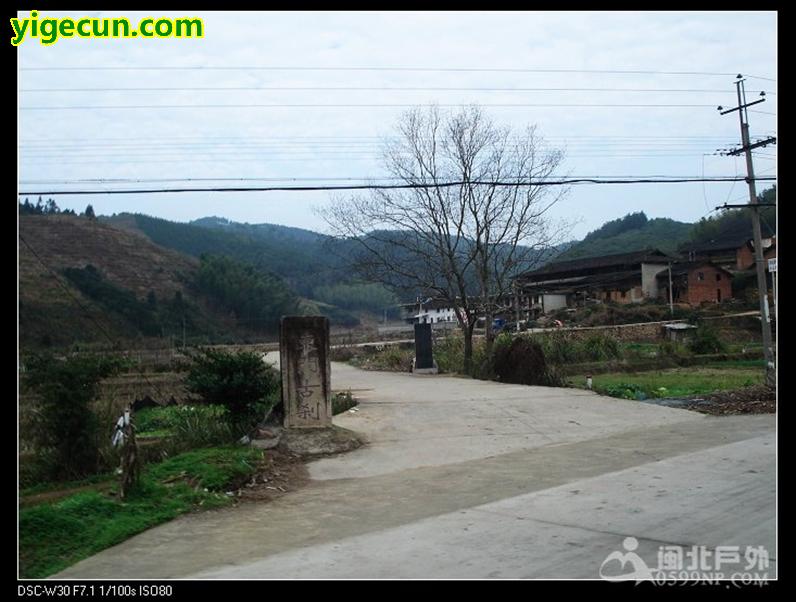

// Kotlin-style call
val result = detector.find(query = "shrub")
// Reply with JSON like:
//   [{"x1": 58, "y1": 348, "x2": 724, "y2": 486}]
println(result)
[
  {"x1": 688, "y1": 325, "x2": 728, "y2": 355},
  {"x1": 184, "y1": 348, "x2": 280, "y2": 429},
  {"x1": 658, "y1": 340, "x2": 689, "y2": 357},
  {"x1": 434, "y1": 334, "x2": 466, "y2": 374},
  {"x1": 22, "y1": 353, "x2": 124, "y2": 481},
  {"x1": 169, "y1": 405, "x2": 238, "y2": 448},
  {"x1": 332, "y1": 391, "x2": 358, "y2": 415},
  {"x1": 582, "y1": 333, "x2": 621, "y2": 361},
  {"x1": 492, "y1": 337, "x2": 558, "y2": 386}
]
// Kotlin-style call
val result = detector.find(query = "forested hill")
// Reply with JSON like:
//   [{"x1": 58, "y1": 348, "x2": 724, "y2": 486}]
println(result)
[
  {"x1": 103, "y1": 213, "x2": 401, "y2": 318},
  {"x1": 105, "y1": 213, "x2": 349, "y2": 297},
  {"x1": 686, "y1": 185, "x2": 776, "y2": 246},
  {"x1": 552, "y1": 185, "x2": 776, "y2": 261},
  {"x1": 557, "y1": 212, "x2": 693, "y2": 260},
  {"x1": 107, "y1": 213, "x2": 568, "y2": 303}
]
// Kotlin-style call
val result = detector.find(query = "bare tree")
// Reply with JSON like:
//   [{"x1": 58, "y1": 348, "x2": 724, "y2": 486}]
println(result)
[{"x1": 325, "y1": 105, "x2": 570, "y2": 373}]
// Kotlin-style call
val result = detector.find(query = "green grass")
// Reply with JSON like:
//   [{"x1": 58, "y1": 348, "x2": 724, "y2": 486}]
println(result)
[
  {"x1": 19, "y1": 446, "x2": 263, "y2": 579},
  {"x1": 20, "y1": 473, "x2": 117, "y2": 498},
  {"x1": 571, "y1": 365, "x2": 765, "y2": 400},
  {"x1": 135, "y1": 404, "x2": 227, "y2": 434}
]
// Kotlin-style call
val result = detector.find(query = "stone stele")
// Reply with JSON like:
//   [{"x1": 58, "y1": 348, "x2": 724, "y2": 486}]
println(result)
[{"x1": 280, "y1": 316, "x2": 332, "y2": 428}]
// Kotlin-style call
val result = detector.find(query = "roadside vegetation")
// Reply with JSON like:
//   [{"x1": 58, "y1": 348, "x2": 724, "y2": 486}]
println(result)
[
  {"x1": 20, "y1": 446, "x2": 264, "y2": 578},
  {"x1": 335, "y1": 320, "x2": 767, "y2": 403},
  {"x1": 569, "y1": 365, "x2": 765, "y2": 400},
  {"x1": 18, "y1": 347, "x2": 287, "y2": 578}
]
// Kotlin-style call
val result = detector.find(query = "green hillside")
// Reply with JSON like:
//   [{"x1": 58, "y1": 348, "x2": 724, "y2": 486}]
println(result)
[
  {"x1": 558, "y1": 212, "x2": 693, "y2": 260},
  {"x1": 104, "y1": 213, "x2": 399, "y2": 316},
  {"x1": 686, "y1": 185, "x2": 776, "y2": 246}
]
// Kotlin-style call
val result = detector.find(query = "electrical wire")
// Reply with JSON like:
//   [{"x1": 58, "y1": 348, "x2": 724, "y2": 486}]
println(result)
[{"x1": 18, "y1": 176, "x2": 776, "y2": 196}]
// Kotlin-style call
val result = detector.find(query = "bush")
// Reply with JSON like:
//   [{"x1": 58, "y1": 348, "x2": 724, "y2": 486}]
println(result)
[
  {"x1": 434, "y1": 334, "x2": 466, "y2": 374},
  {"x1": 184, "y1": 348, "x2": 280, "y2": 429},
  {"x1": 22, "y1": 353, "x2": 124, "y2": 481},
  {"x1": 492, "y1": 337, "x2": 560, "y2": 386},
  {"x1": 582, "y1": 333, "x2": 621, "y2": 361},
  {"x1": 332, "y1": 391, "x2": 358, "y2": 415},
  {"x1": 433, "y1": 334, "x2": 493, "y2": 377},
  {"x1": 658, "y1": 340, "x2": 689, "y2": 357},
  {"x1": 688, "y1": 325, "x2": 728, "y2": 355},
  {"x1": 169, "y1": 406, "x2": 238, "y2": 448},
  {"x1": 136, "y1": 404, "x2": 235, "y2": 448}
]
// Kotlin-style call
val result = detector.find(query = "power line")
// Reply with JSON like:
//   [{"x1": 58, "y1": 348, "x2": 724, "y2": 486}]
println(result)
[
  {"x1": 21, "y1": 102, "x2": 722, "y2": 111},
  {"x1": 18, "y1": 65, "x2": 776, "y2": 80},
  {"x1": 21, "y1": 156, "x2": 748, "y2": 166},
  {"x1": 18, "y1": 139, "x2": 738, "y2": 149},
  {"x1": 21, "y1": 85, "x2": 776, "y2": 94},
  {"x1": 21, "y1": 174, "x2": 734, "y2": 184},
  {"x1": 19, "y1": 134, "x2": 755, "y2": 141},
  {"x1": 18, "y1": 176, "x2": 776, "y2": 196}
]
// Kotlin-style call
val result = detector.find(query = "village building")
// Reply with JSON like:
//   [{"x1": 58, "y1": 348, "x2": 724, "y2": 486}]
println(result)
[
  {"x1": 680, "y1": 235, "x2": 776, "y2": 273},
  {"x1": 401, "y1": 298, "x2": 459, "y2": 325},
  {"x1": 512, "y1": 248, "x2": 674, "y2": 317},
  {"x1": 656, "y1": 261, "x2": 734, "y2": 306}
]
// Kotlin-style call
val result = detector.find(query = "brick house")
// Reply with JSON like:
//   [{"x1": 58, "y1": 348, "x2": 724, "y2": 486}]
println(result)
[{"x1": 656, "y1": 261, "x2": 733, "y2": 306}]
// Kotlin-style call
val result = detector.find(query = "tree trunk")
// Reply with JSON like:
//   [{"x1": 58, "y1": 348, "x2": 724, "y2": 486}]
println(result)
[
  {"x1": 463, "y1": 326, "x2": 474, "y2": 375},
  {"x1": 484, "y1": 307, "x2": 495, "y2": 355}
]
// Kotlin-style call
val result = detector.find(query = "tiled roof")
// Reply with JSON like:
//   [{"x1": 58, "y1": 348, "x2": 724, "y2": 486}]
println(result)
[{"x1": 517, "y1": 248, "x2": 673, "y2": 280}]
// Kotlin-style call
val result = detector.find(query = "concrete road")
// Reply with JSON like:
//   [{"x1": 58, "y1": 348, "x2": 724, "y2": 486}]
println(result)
[{"x1": 54, "y1": 359, "x2": 776, "y2": 580}]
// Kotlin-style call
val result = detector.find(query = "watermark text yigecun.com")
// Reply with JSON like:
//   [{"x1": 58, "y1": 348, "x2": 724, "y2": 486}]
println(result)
[{"x1": 11, "y1": 11, "x2": 204, "y2": 46}]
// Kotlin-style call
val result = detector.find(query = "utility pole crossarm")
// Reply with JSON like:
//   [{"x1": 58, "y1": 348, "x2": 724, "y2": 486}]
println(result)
[
  {"x1": 722, "y1": 136, "x2": 777, "y2": 156},
  {"x1": 715, "y1": 203, "x2": 776, "y2": 211},
  {"x1": 718, "y1": 97, "x2": 766, "y2": 114}
]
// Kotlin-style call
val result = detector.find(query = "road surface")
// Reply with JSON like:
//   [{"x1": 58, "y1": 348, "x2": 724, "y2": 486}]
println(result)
[{"x1": 54, "y1": 357, "x2": 776, "y2": 579}]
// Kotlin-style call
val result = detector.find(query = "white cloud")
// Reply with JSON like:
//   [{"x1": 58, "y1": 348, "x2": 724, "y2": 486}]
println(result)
[{"x1": 18, "y1": 10, "x2": 776, "y2": 237}]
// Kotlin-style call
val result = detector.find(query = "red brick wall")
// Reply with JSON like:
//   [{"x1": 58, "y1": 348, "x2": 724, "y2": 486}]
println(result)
[{"x1": 686, "y1": 265, "x2": 732, "y2": 305}]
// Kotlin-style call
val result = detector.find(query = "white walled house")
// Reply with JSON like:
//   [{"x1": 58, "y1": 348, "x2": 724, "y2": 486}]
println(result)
[{"x1": 401, "y1": 298, "x2": 460, "y2": 324}]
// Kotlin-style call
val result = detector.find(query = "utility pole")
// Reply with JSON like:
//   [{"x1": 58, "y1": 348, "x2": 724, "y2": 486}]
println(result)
[
  {"x1": 718, "y1": 75, "x2": 775, "y2": 386},
  {"x1": 668, "y1": 263, "x2": 674, "y2": 317}
]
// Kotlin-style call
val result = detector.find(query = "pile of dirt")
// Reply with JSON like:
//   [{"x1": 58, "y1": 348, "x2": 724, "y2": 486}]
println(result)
[
  {"x1": 278, "y1": 425, "x2": 366, "y2": 457},
  {"x1": 683, "y1": 385, "x2": 776, "y2": 416}
]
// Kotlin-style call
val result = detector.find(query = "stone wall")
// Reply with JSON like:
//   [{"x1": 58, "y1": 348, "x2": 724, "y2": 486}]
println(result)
[
  {"x1": 530, "y1": 320, "x2": 672, "y2": 343},
  {"x1": 528, "y1": 311, "x2": 764, "y2": 344}
]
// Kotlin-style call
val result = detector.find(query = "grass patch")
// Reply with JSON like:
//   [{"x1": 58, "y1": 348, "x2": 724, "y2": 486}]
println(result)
[
  {"x1": 349, "y1": 345, "x2": 414, "y2": 372},
  {"x1": 20, "y1": 473, "x2": 117, "y2": 499},
  {"x1": 19, "y1": 446, "x2": 263, "y2": 579},
  {"x1": 572, "y1": 365, "x2": 765, "y2": 400}
]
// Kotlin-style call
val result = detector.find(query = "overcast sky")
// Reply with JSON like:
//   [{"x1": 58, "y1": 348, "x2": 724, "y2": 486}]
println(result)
[{"x1": 18, "y1": 10, "x2": 777, "y2": 239}]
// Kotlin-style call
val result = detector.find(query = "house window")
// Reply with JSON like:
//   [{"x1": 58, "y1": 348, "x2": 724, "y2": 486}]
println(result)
[
  {"x1": 716, "y1": 273, "x2": 722, "y2": 281},
  {"x1": 697, "y1": 272, "x2": 705, "y2": 281}
]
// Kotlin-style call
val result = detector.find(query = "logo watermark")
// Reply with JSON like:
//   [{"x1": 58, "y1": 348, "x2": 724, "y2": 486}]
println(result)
[{"x1": 599, "y1": 537, "x2": 771, "y2": 586}]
